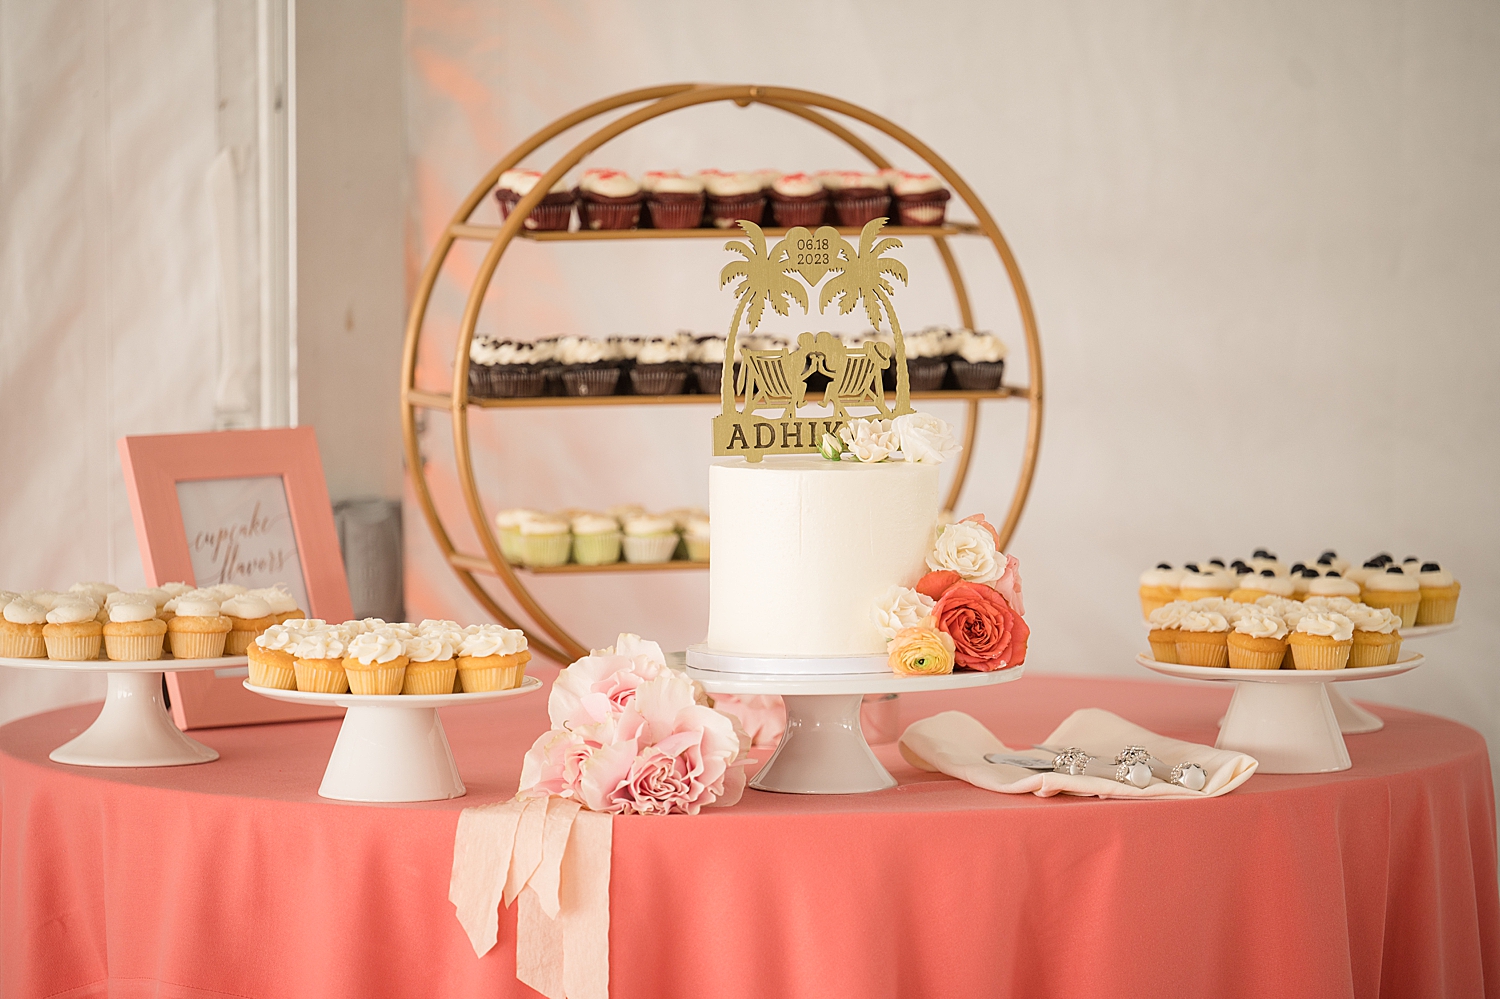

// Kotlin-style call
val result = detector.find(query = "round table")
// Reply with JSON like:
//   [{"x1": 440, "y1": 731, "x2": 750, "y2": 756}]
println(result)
[{"x1": 2, "y1": 670, "x2": 1495, "y2": 999}]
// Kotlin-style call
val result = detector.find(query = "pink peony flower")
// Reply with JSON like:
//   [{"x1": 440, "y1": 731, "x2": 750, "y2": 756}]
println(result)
[
  {"x1": 710, "y1": 694, "x2": 785, "y2": 747},
  {"x1": 518, "y1": 727, "x2": 593, "y2": 800},
  {"x1": 992, "y1": 552, "x2": 1025, "y2": 616}
]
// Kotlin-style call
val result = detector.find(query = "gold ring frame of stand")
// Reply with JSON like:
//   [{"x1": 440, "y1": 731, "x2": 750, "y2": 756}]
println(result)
[{"x1": 400, "y1": 84, "x2": 1045, "y2": 665}]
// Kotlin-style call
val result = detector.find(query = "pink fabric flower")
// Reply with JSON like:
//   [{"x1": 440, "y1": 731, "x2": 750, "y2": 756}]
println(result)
[{"x1": 711, "y1": 694, "x2": 785, "y2": 747}]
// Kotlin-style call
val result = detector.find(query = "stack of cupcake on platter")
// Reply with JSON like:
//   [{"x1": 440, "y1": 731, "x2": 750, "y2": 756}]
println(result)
[
  {"x1": 0, "y1": 582, "x2": 303, "y2": 662},
  {"x1": 493, "y1": 506, "x2": 709, "y2": 569},
  {"x1": 246, "y1": 618, "x2": 530, "y2": 696},
  {"x1": 493, "y1": 167, "x2": 954, "y2": 233},
  {"x1": 1138, "y1": 550, "x2": 1460, "y2": 671},
  {"x1": 468, "y1": 326, "x2": 1008, "y2": 399}
]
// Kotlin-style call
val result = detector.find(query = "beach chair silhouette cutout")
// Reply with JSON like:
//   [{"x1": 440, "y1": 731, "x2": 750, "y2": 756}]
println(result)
[
  {"x1": 737, "y1": 350, "x2": 801, "y2": 416},
  {"x1": 825, "y1": 342, "x2": 892, "y2": 416}
]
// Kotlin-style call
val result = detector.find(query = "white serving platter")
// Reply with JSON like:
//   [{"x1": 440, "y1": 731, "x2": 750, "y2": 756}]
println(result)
[
  {"x1": 0, "y1": 654, "x2": 246, "y2": 767},
  {"x1": 245, "y1": 676, "x2": 542, "y2": 802},
  {"x1": 1137, "y1": 653, "x2": 1424, "y2": 774}
]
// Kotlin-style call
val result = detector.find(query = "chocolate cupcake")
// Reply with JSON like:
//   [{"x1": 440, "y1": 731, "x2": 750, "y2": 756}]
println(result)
[
  {"x1": 891, "y1": 171, "x2": 952, "y2": 227},
  {"x1": 768, "y1": 172, "x2": 828, "y2": 228},
  {"x1": 577, "y1": 169, "x2": 642, "y2": 230},
  {"x1": 948, "y1": 330, "x2": 1008, "y2": 390},
  {"x1": 556, "y1": 336, "x2": 621, "y2": 396},
  {"x1": 629, "y1": 336, "x2": 689, "y2": 395},
  {"x1": 494, "y1": 169, "x2": 574, "y2": 232},
  {"x1": 702, "y1": 171, "x2": 766, "y2": 229},
  {"x1": 691, "y1": 335, "x2": 734, "y2": 394},
  {"x1": 469, "y1": 338, "x2": 548, "y2": 398},
  {"x1": 822, "y1": 170, "x2": 891, "y2": 228},
  {"x1": 643, "y1": 171, "x2": 706, "y2": 229}
]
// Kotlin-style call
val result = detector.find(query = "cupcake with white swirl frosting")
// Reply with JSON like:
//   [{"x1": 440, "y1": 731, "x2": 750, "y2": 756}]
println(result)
[
  {"x1": 343, "y1": 628, "x2": 410, "y2": 695},
  {"x1": 629, "y1": 336, "x2": 690, "y2": 395},
  {"x1": 403, "y1": 622, "x2": 462, "y2": 695},
  {"x1": 1287, "y1": 611, "x2": 1354, "y2": 670},
  {"x1": 949, "y1": 330, "x2": 1009, "y2": 391},
  {"x1": 456, "y1": 625, "x2": 530, "y2": 692},
  {"x1": 577, "y1": 169, "x2": 642, "y2": 230},
  {"x1": 1227, "y1": 606, "x2": 1288, "y2": 670},
  {"x1": 556, "y1": 335, "x2": 621, "y2": 397}
]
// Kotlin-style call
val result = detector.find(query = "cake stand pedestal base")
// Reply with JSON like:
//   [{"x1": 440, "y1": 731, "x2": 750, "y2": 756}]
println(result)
[
  {"x1": 679, "y1": 646, "x2": 1024, "y2": 795},
  {"x1": 1328, "y1": 687, "x2": 1384, "y2": 734},
  {"x1": 243, "y1": 677, "x2": 543, "y2": 802},
  {"x1": 51, "y1": 671, "x2": 221, "y2": 768}
]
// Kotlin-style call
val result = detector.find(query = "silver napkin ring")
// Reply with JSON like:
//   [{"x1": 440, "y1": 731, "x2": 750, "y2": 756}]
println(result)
[
  {"x1": 1116, "y1": 745, "x2": 1151, "y2": 766},
  {"x1": 1169, "y1": 762, "x2": 1205, "y2": 788},
  {"x1": 1051, "y1": 747, "x2": 1092, "y2": 776}
]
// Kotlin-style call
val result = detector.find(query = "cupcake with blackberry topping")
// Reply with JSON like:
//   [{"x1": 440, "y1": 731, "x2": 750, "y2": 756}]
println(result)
[
  {"x1": 702, "y1": 171, "x2": 766, "y2": 229},
  {"x1": 822, "y1": 170, "x2": 891, "y2": 228},
  {"x1": 768, "y1": 172, "x2": 828, "y2": 228},
  {"x1": 630, "y1": 336, "x2": 689, "y2": 395},
  {"x1": 950, "y1": 330, "x2": 1008, "y2": 391},
  {"x1": 557, "y1": 335, "x2": 621, "y2": 397},
  {"x1": 1361, "y1": 565, "x2": 1421, "y2": 628},
  {"x1": 577, "y1": 169, "x2": 642, "y2": 230},
  {"x1": 891, "y1": 171, "x2": 952, "y2": 226},
  {"x1": 494, "y1": 169, "x2": 574, "y2": 232},
  {"x1": 643, "y1": 170, "x2": 706, "y2": 230},
  {"x1": 1416, "y1": 562, "x2": 1460, "y2": 625}
]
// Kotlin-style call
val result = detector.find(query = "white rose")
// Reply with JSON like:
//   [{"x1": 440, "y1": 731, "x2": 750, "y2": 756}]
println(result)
[
  {"x1": 839, "y1": 418, "x2": 899, "y2": 463},
  {"x1": 870, "y1": 585, "x2": 936, "y2": 641},
  {"x1": 894, "y1": 412, "x2": 961, "y2": 464},
  {"x1": 926, "y1": 522, "x2": 1000, "y2": 583}
]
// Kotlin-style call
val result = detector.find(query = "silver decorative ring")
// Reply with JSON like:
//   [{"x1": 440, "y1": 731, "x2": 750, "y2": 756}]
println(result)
[
  {"x1": 1113, "y1": 761, "x2": 1138, "y2": 784},
  {"x1": 1170, "y1": 762, "x2": 1199, "y2": 786},
  {"x1": 1052, "y1": 747, "x2": 1091, "y2": 776},
  {"x1": 1116, "y1": 745, "x2": 1151, "y2": 766}
]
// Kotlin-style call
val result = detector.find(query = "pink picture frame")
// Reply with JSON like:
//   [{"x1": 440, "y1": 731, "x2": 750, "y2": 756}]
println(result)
[{"x1": 119, "y1": 427, "x2": 353, "y2": 730}]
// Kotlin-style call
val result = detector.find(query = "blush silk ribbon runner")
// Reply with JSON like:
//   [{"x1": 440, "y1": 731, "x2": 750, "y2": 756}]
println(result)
[
  {"x1": 900, "y1": 708, "x2": 1258, "y2": 797},
  {"x1": 450, "y1": 797, "x2": 612, "y2": 999}
]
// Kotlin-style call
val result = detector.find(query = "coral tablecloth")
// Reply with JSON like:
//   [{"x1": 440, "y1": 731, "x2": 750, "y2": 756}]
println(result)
[{"x1": 1, "y1": 672, "x2": 1496, "y2": 999}]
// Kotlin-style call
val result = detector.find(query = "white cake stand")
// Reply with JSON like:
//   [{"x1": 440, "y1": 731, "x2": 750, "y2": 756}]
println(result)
[
  {"x1": 244, "y1": 677, "x2": 542, "y2": 802},
  {"x1": 1326, "y1": 621, "x2": 1457, "y2": 734},
  {"x1": 1138, "y1": 653, "x2": 1424, "y2": 774},
  {"x1": 0, "y1": 654, "x2": 240, "y2": 767},
  {"x1": 678, "y1": 647, "x2": 1024, "y2": 794}
]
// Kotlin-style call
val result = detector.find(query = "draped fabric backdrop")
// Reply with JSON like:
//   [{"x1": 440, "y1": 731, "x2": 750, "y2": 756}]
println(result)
[{"x1": 402, "y1": 1, "x2": 1500, "y2": 784}]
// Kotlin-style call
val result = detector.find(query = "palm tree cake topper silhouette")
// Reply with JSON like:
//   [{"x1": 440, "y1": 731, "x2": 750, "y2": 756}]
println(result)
[{"x1": 714, "y1": 218, "x2": 913, "y2": 461}]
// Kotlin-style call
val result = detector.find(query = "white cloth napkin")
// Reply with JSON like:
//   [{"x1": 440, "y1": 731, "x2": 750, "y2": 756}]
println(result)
[
  {"x1": 899, "y1": 708, "x2": 1257, "y2": 798},
  {"x1": 450, "y1": 797, "x2": 612, "y2": 999}
]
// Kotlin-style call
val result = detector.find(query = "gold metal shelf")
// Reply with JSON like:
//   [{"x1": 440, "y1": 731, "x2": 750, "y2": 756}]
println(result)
[
  {"x1": 406, "y1": 386, "x2": 1027, "y2": 411},
  {"x1": 449, "y1": 551, "x2": 706, "y2": 576},
  {"x1": 450, "y1": 221, "x2": 982, "y2": 242}
]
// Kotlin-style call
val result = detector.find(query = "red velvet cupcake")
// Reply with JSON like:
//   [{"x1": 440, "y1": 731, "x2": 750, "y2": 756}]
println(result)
[
  {"x1": 892, "y1": 171, "x2": 952, "y2": 227},
  {"x1": 768, "y1": 172, "x2": 828, "y2": 228},
  {"x1": 821, "y1": 170, "x2": 891, "y2": 228},
  {"x1": 643, "y1": 171, "x2": 706, "y2": 229},
  {"x1": 494, "y1": 169, "x2": 574, "y2": 231},
  {"x1": 577, "y1": 169, "x2": 643, "y2": 230},
  {"x1": 702, "y1": 170, "x2": 766, "y2": 229}
]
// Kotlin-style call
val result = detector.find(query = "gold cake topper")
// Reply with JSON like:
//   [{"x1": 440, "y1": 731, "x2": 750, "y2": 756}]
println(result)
[{"x1": 714, "y1": 219, "x2": 914, "y2": 461}]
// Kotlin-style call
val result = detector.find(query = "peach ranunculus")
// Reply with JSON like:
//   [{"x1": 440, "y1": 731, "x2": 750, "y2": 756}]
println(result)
[
  {"x1": 932, "y1": 581, "x2": 1030, "y2": 671},
  {"x1": 887, "y1": 626, "x2": 956, "y2": 676}
]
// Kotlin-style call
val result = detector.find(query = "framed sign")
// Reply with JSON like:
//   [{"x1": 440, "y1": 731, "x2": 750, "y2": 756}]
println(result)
[{"x1": 119, "y1": 427, "x2": 353, "y2": 729}]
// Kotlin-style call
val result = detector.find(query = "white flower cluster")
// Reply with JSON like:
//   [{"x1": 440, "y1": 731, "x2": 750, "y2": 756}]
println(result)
[{"x1": 820, "y1": 412, "x2": 961, "y2": 465}]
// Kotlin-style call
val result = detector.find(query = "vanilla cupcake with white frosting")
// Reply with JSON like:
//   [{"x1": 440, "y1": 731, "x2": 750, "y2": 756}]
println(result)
[
  {"x1": 1138, "y1": 564, "x2": 1183, "y2": 619},
  {"x1": 289, "y1": 625, "x2": 349, "y2": 693},
  {"x1": 343, "y1": 628, "x2": 410, "y2": 695},
  {"x1": 1287, "y1": 610, "x2": 1354, "y2": 670},
  {"x1": 1178, "y1": 568, "x2": 1234, "y2": 602},
  {"x1": 684, "y1": 514, "x2": 710, "y2": 563},
  {"x1": 247, "y1": 621, "x2": 307, "y2": 689},
  {"x1": 221, "y1": 593, "x2": 276, "y2": 655},
  {"x1": 0, "y1": 599, "x2": 48, "y2": 658},
  {"x1": 1360, "y1": 565, "x2": 1421, "y2": 628},
  {"x1": 166, "y1": 595, "x2": 232, "y2": 659},
  {"x1": 571, "y1": 513, "x2": 622, "y2": 566},
  {"x1": 1306, "y1": 572, "x2": 1361, "y2": 602},
  {"x1": 1227, "y1": 606, "x2": 1288, "y2": 670},
  {"x1": 103, "y1": 598, "x2": 167, "y2": 661},
  {"x1": 621, "y1": 513, "x2": 679, "y2": 564},
  {"x1": 495, "y1": 508, "x2": 543, "y2": 564},
  {"x1": 402, "y1": 623, "x2": 461, "y2": 695},
  {"x1": 43, "y1": 599, "x2": 105, "y2": 661},
  {"x1": 1344, "y1": 604, "x2": 1402, "y2": 666},
  {"x1": 1145, "y1": 600, "x2": 1194, "y2": 663},
  {"x1": 1174, "y1": 608, "x2": 1231, "y2": 667},
  {"x1": 1231, "y1": 569, "x2": 1296, "y2": 604},
  {"x1": 519, "y1": 515, "x2": 572, "y2": 568},
  {"x1": 1415, "y1": 562, "x2": 1460, "y2": 625},
  {"x1": 456, "y1": 625, "x2": 529, "y2": 692}
]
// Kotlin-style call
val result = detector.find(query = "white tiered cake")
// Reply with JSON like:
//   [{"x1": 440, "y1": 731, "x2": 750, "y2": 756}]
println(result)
[{"x1": 704, "y1": 455, "x2": 941, "y2": 664}]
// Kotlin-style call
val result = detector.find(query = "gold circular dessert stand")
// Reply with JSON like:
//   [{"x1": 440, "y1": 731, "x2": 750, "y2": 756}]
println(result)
[{"x1": 400, "y1": 83, "x2": 1045, "y2": 665}]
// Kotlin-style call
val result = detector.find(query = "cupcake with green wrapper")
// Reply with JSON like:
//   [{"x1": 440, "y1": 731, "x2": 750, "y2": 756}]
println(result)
[
  {"x1": 684, "y1": 514, "x2": 710, "y2": 562},
  {"x1": 621, "y1": 513, "x2": 679, "y2": 564},
  {"x1": 571, "y1": 512, "x2": 622, "y2": 566},
  {"x1": 494, "y1": 508, "x2": 542, "y2": 563},
  {"x1": 519, "y1": 515, "x2": 572, "y2": 568}
]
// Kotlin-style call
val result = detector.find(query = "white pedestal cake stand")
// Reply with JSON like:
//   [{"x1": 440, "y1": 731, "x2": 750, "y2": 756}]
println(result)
[
  {"x1": 0, "y1": 654, "x2": 240, "y2": 767},
  {"x1": 679, "y1": 647, "x2": 1023, "y2": 794},
  {"x1": 1138, "y1": 653, "x2": 1424, "y2": 774},
  {"x1": 1325, "y1": 621, "x2": 1457, "y2": 734},
  {"x1": 244, "y1": 676, "x2": 542, "y2": 802}
]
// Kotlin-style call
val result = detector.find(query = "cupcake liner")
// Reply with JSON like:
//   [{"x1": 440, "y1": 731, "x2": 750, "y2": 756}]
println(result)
[
  {"x1": 44, "y1": 631, "x2": 103, "y2": 662},
  {"x1": 646, "y1": 193, "x2": 706, "y2": 229},
  {"x1": 294, "y1": 658, "x2": 349, "y2": 693},
  {"x1": 832, "y1": 193, "x2": 891, "y2": 228},
  {"x1": 521, "y1": 532, "x2": 573, "y2": 568},
  {"x1": 707, "y1": 193, "x2": 766, "y2": 228},
  {"x1": 771, "y1": 195, "x2": 829, "y2": 228},
  {"x1": 1290, "y1": 639, "x2": 1351, "y2": 670},
  {"x1": 403, "y1": 662, "x2": 458, "y2": 695},
  {"x1": 168, "y1": 629, "x2": 227, "y2": 660},
  {"x1": 1174, "y1": 633, "x2": 1229, "y2": 667},
  {"x1": 578, "y1": 197, "x2": 642, "y2": 231},
  {"x1": 693, "y1": 362, "x2": 733, "y2": 395},
  {"x1": 1146, "y1": 630, "x2": 1178, "y2": 664},
  {"x1": 495, "y1": 190, "x2": 575, "y2": 232},
  {"x1": 457, "y1": 662, "x2": 526, "y2": 692},
  {"x1": 1349, "y1": 634, "x2": 1395, "y2": 668},
  {"x1": 499, "y1": 527, "x2": 526, "y2": 564},
  {"x1": 561, "y1": 366, "x2": 621, "y2": 397},
  {"x1": 622, "y1": 533, "x2": 679, "y2": 564},
  {"x1": 1360, "y1": 591, "x2": 1419, "y2": 629},
  {"x1": 1416, "y1": 594, "x2": 1459, "y2": 625},
  {"x1": 1386, "y1": 636, "x2": 1404, "y2": 665},
  {"x1": 883, "y1": 357, "x2": 947, "y2": 393},
  {"x1": 895, "y1": 190, "x2": 951, "y2": 227},
  {"x1": 949, "y1": 359, "x2": 1005, "y2": 391},
  {"x1": 629, "y1": 365, "x2": 687, "y2": 396},
  {"x1": 247, "y1": 655, "x2": 298, "y2": 690},
  {"x1": 105, "y1": 632, "x2": 165, "y2": 662},
  {"x1": 488, "y1": 366, "x2": 548, "y2": 399},
  {"x1": 686, "y1": 537, "x2": 710, "y2": 562},
  {"x1": 0, "y1": 629, "x2": 46, "y2": 658},
  {"x1": 1227, "y1": 636, "x2": 1286, "y2": 670},
  {"x1": 346, "y1": 663, "x2": 407, "y2": 695},
  {"x1": 225, "y1": 628, "x2": 266, "y2": 656},
  {"x1": 572, "y1": 531, "x2": 622, "y2": 566}
]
